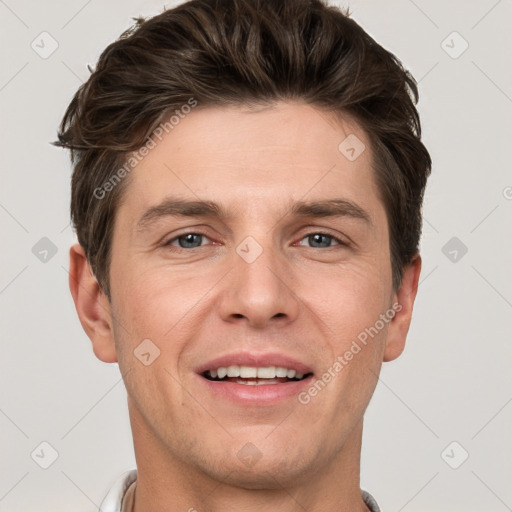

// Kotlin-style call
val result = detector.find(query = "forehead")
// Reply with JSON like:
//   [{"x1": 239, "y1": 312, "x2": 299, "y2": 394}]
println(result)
[{"x1": 119, "y1": 102, "x2": 383, "y2": 222}]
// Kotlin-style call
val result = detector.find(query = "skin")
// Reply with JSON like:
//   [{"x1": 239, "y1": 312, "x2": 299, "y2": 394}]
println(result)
[{"x1": 69, "y1": 102, "x2": 421, "y2": 512}]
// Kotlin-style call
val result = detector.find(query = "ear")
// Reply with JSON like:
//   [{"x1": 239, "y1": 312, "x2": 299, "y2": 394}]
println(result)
[
  {"x1": 383, "y1": 254, "x2": 422, "y2": 362},
  {"x1": 69, "y1": 243, "x2": 117, "y2": 363}
]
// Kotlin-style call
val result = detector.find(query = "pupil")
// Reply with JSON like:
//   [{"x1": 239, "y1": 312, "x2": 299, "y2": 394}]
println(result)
[
  {"x1": 310, "y1": 234, "x2": 330, "y2": 248},
  {"x1": 179, "y1": 233, "x2": 202, "y2": 248}
]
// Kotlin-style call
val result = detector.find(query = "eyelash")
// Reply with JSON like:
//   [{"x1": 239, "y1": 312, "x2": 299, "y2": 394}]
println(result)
[{"x1": 163, "y1": 231, "x2": 348, "y2": 250}]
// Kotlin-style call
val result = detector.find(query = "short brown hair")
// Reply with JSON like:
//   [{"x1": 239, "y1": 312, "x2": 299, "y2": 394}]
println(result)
[{"x1": 56, "y1": 0, "x2": 432, "y2": 299}]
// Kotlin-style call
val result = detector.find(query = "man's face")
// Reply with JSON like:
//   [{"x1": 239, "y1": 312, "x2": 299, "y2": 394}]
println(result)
[{"x1": 106, "y1": 102, "x2": 402, "y2": 486}]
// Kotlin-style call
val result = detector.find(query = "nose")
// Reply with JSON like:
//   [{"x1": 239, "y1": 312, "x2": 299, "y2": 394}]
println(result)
[{"x1": 217, "y1": 239, "x2": 300, "y2": 329}]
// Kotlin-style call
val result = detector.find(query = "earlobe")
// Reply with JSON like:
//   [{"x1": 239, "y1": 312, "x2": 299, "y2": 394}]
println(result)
[
  {"x1": 69, "y1": 243, "x2": 117, "y2": 363},
  {"x1": 383, "y1": 254, "x2": 422, "y2": 362}
]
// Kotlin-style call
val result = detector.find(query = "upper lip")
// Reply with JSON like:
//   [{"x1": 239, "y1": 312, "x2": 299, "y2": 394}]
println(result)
[{"x1": 196, "y1": 351, "x2": 314, "y2": 375}]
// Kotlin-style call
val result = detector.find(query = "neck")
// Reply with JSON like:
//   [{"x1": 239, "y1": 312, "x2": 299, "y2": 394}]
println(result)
[{"x1": 128, "y1": 401, "x2": 370, "y2": 512}]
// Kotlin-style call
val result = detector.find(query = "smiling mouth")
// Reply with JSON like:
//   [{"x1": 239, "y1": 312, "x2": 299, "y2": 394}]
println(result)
[{"x1": 202, "y1": 365, "x2": 313, "y2": 385}]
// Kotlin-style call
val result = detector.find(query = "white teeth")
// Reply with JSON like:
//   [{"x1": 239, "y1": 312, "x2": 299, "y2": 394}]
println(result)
[
  {"x1": 208, "y1": 365, "x2": 307, "y2": 380},
  {"x1": 241, "y1": 379, "x2": 257, "y2": 385},
  {"x1": 257, "y1": 366, "x2": 276, "y2": 378},
  {"x1": 227, "y1": 365, "x2": 239, "y2": 377},
  {"x1": 239, "y1": 366, "x2": 258, "y2": 378},
  {"x1": 275, "y1": 367, "x2": 288, "y2": 377}
]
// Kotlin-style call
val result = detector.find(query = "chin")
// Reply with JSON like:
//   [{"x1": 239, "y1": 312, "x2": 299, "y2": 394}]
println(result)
[
  {"x1": 192, "y1": 438, "x2": 321, "y2": 489},
  {"x1": 209, "y1": 458, "x2": 312, "y2": 490}
]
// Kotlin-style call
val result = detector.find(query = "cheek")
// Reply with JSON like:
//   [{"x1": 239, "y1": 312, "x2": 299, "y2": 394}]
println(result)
[
  {"x1": 109, "y1": 262, "x2": 220, "y2": 371},
  {"x1": 111, "y1": 260, "x2": 190, "y2": 334},
  {"x1": 304, "y1": 262, "x2": 391, "y2": 340}
]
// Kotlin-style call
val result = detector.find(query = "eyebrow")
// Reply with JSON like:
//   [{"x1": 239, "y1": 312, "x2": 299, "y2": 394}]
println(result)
[
  {"x1": 137, "y1": 199, "x2": 227, "y2": 230},
  {"x1": 136, "y1": 197, "x2": 372, "y2": 230},
  {"x1": 290, "y1": 199, "x2": 371, "y2": 225}
]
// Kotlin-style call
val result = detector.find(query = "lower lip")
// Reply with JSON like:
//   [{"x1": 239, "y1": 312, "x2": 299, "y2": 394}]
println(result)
[{"x1": 197, "y1": 374, "x2": 314, "y2": 405}]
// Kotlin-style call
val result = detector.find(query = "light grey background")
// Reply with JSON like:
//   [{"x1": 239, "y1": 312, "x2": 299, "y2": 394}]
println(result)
[{"x1": 1, "y1": 0, "x2": 511, "y2": 510}]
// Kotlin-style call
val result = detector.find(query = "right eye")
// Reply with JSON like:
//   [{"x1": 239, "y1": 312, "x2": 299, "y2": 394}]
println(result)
[{"x1": 164, "y1": 232, "x2": 212, "y2": 249}]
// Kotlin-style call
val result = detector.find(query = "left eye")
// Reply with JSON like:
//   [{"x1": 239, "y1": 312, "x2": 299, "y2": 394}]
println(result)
[
  {"x1": 297, "y1": 233, "x2": 342, "y2": 248},
  {"x1": 166, "y1": 233, "x2": 211, "y2": 248}
]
